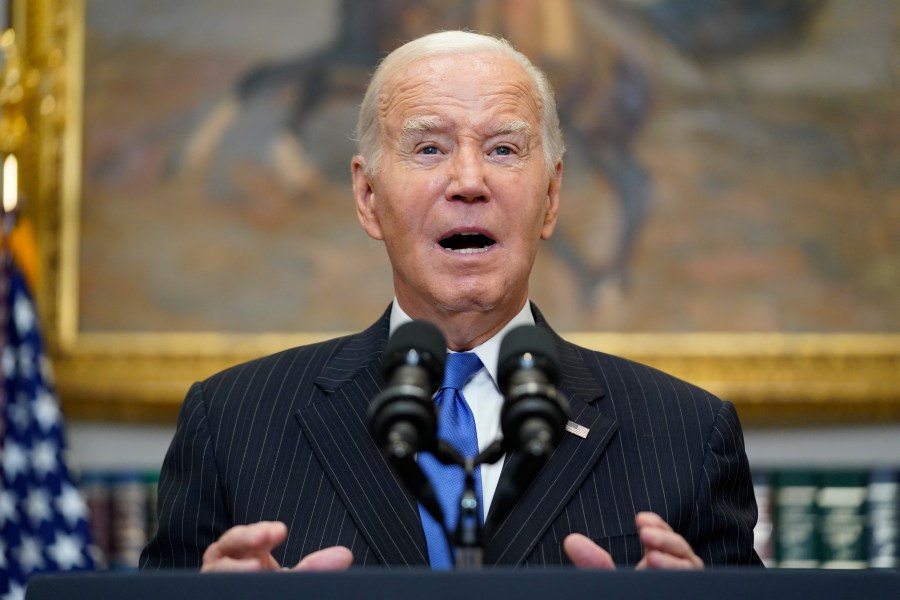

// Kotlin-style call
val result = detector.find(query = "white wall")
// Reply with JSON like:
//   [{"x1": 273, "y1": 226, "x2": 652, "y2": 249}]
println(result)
[
  {"x1": 744, "y1": 424, "x2": 900, "y2": 470},
  {"x1": 66, "y1": 421, "x2": 900, "y2": 472},
  {"x1": 68, "y1": 422, "x2": 175, "y2": 471}
]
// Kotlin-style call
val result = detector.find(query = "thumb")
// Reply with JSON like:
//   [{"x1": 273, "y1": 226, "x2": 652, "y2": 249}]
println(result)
[
  {"x1": 292, "y1": 546, "x2": 354, "y2": 571},
  {"x1": 563, "y1": 533, "x2": 616, "y2": 570}
]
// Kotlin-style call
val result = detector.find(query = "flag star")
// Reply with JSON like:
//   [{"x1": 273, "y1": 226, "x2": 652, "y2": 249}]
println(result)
[
  {"x1": 25, "y1": 488, "x2": 52, "y2": 525},
  {"x1": 32, "y1": 440, "x2": 60, "y2": 478},
  {"x1": 0, "y1": 489, "x2": 17, "y2": 524},
  {"x1": 13, "y1": 291, "x2": 36, "y2": 334},
  {"x1": 2, "y1": 441, "x2": 28, "y2": 481},
  {"x1": 56, "y1": 483, "x2": 88, "y2": 526},
  {"x1": 7, "y1": 396, "x2": 31, "y2": 431},
  {"x1": 2, "y1": 345, "x2": 15, "y2": 377},
  {"x1": 4, "y1": 582, "x2": 26, "y2": 600},
  {"x1": 47, "y1": 531, "x2": 87, "y2": 570},
  {"x1": 15, "y1": 534, "x2": 46, "y2": 571},
  {"x1": 17, "y1": 343, "x2": 35, "y2": 379},
  {"x1": 33, "y1": 387, "x2": 61, "y2": 431}
]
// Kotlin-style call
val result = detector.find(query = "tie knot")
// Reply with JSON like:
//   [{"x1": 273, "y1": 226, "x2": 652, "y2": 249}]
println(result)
[{"x1": 442, "y1": 352, "x2": 483, "y2": 391}]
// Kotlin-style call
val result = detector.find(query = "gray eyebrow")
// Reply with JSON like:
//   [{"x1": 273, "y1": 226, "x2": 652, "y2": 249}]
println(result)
[
  {"x1": 493, "y1": 121, "x2": 531, "y2": 136},
  {"x1": 401, "y1": 119, "x2": 532, "y2": 137},
  {"x1": 401, "y1": 117, "x2": 440, "y2": 135}
]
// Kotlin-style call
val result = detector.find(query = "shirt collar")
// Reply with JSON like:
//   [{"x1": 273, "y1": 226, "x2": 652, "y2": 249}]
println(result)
[{"x1": 388, "y1": 299, "x2": 535, "y2": 387}]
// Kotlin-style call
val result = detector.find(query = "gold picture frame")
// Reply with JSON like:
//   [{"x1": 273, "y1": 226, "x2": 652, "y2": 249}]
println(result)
[{"x1": 11, "y1": 0, "x2": 900, "y2": 426}]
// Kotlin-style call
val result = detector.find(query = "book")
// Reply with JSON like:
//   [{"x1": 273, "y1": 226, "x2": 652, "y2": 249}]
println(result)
[
  {"x1": 817, "y1": 471, "x2": 868, "y2": 569},
  {"x1": 774, "y1": 470, "x2": 820, "y2": 568},
  {"x1": 109, "y1": 471, "x2": 151, "y2": 571},
  {"x1": 81, "y1": 470, "x2": 113, "y2": 570},
  {"x1": 867, "y1": 468, "x2": 899, "y2": 569}
]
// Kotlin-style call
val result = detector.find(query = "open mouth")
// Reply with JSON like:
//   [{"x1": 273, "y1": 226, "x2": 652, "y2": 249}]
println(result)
[{"x1": 438, "y1": 232, "x2": 496, "y2": 254}]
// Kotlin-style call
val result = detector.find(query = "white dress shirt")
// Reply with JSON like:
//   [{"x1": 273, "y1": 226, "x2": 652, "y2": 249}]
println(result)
[{"x1": 389, "y1": 300, "x2": 535, "y2": 515}]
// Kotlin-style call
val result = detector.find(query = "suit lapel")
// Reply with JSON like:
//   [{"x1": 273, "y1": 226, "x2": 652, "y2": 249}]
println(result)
[
  {"x1": 294, "y1": 307, "x2": 429, "y2": 566},
  {"x1": 292, "y1": 303, "x2": 619, "y2": 567},
  {"x1": 483, "y1": 307, "x2": 619, "y2": 566}
]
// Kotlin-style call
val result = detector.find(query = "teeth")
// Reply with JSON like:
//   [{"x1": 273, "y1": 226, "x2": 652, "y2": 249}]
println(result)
[{"x1": 451, "y1": 246, "x2": 490, "y2": 254}]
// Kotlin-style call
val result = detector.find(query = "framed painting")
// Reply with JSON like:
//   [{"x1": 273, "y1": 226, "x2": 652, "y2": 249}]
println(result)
[{"x1": 10, "y1": 0, "x2": 900, "y2": 424}]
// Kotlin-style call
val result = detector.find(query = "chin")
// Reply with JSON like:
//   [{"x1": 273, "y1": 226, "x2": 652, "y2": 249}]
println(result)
[
  {"x1": 430, "y1": 290, "x2": 495, "y2": 314},
  {"x1": 442, "y1": 288, "x2": 518, "y2": 315}
]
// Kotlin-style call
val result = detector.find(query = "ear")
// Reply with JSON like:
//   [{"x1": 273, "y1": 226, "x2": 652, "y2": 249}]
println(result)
[
  {"x1": 352, "y1": 155, "x2": 384, "y2": 241},
  {"x1": 540, "y1": 160, "x2": 562, "y2": 240}
]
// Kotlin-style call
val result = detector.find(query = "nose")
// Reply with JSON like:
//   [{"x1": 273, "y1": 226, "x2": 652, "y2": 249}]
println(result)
[{"x1": 446, "y1": 146, "x2": 489, "y2": 203}]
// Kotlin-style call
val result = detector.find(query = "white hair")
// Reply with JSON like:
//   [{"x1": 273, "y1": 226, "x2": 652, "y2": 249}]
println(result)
[{"x1": 355, "y1": 30, "x2": 565, "y2": 177}]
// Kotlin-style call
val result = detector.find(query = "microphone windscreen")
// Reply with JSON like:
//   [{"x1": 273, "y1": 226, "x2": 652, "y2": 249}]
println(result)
[
  {"x1": 381, "y1": 320, "x2": 447, "y2": 383},
  {"x1": 497, "y1": 325, "x2": 559, "y2": 388}
]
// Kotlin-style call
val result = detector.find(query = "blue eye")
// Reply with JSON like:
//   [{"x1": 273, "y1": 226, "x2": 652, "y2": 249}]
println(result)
[
  {"x1": 419, "y1": 146, "x2": 439, "y2": 155},
  {"x1": 493, "y1": 146, "x2": 513, "y2": 156}
]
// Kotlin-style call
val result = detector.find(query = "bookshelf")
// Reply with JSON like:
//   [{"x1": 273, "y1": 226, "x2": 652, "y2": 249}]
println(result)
[{"x1": 67, "y1": 422, "x2": 900, "y2": 571}]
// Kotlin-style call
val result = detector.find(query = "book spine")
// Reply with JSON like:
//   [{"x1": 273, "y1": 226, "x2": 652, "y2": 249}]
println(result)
[
  {"x1": 774, "y1": 470, "x2": 820, "y2": 568},
  {"x1": 81, "y1": 470, "x2": 113, "y2": 570},
  {"x1": 109, "y1": 471, "x2": 150, "y2": 571},
  {"x1": 867, "y1": 468, "x2": 899, "y2": 569},
  {"x1": 752, "y1": 471, "x2": 775, "y2": 566},
  {"x1": 817, "y1": 471, "x2": 868, "y2": 569}
]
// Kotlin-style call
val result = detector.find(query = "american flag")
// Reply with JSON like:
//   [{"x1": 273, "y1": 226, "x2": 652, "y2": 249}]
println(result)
[{"x1": 0, "y1": 257, "x2": 95, "y2": 599}]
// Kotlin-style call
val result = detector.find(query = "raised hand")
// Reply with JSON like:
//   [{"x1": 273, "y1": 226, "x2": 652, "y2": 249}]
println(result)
[
  {"x1": 201, "y1": 521, "x2": 353, "y2": 572},
  {"x1": 563, "y1": 512, "x2": 704, "y2": 570}
]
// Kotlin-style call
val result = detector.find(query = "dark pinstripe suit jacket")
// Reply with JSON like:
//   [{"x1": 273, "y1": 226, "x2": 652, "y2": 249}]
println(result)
[{"x1": 140, "y1": 304, "x2": 761, "y2": 569}]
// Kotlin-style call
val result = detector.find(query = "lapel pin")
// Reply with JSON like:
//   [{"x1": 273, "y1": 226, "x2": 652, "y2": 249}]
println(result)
[{"x1": 565, "y1": 420, "x2": 590, "y2": 439}]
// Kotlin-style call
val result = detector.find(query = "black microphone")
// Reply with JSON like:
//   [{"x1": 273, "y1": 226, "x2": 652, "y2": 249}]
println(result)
[
  {"x1": 498, "y1": 324, "x2": 569, "y2": 456},
  {"x1": 368, "y1": 320, "x2": 446, "y2": 523},
  {"x1": 490, "y1": 324, "x2": 569, "y2": 525}
]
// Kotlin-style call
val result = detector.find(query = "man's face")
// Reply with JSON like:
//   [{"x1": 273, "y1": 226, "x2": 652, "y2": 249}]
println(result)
[{"x1": 353, "y1": 52, "x2": 561, "y2": 324}]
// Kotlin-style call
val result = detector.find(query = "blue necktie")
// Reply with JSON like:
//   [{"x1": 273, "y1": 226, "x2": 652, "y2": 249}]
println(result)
[{"x1": 418, "y1": 351, "x2": 484, "y2": 569}]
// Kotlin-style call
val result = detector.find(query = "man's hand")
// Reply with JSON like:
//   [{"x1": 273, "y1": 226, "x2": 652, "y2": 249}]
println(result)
[
  {"x1": 201, "y1": 521, "x2": 353, "y2": 572},
  {"x1": 563, "y1": 512, "x2": 704, "y2": 570},
  {"x1": 634, "y1": 512, "x2": 704, "y2": 569},
  {"x1": 562, "y1": 532, "x2": 616, "y2": 569}
]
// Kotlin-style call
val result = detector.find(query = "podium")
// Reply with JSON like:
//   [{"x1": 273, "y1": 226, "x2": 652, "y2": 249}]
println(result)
[{"x1": 25, "y1": 568, "x2": 900, "y2": 600}]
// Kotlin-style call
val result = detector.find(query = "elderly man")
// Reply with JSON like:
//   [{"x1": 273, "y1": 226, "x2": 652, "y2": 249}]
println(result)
[{"x1": 140, "y1": 30, "x2": 761, "y2": 572}]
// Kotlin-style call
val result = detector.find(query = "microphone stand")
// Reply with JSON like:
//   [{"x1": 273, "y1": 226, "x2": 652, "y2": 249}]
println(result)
[
  {"x1": 382, "y1": 416, "x2": 561, "y2": 569},
  {"x1": 454, "y1": 459, "x2": 482, "y2": 569},
  {"x1": 453, "y1": 440, "x2": 506, "y2": 570},
  {"x1": 383, "y1": 433, "x2": 509, "y2": 570}
]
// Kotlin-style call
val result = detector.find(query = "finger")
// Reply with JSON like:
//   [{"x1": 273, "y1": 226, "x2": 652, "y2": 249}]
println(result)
[
  {"x1": 635, "y1": 512, "x2": 673, "y2": 532},
  {"x1": 293, "y1": 546, "x2": 354, "y2": 572},
  {"x1": 639, "y1": 526, "x2": 696, "y2": 560},
  {"x1": 563, "y1": 533, "x2": 616, "y2": 570},
  {"x1": 636, "y1": 527, "x2": 704, "y2": 570},
  {"x1": 637, "y1": 549, "x2": 704, "y2": 570},
  {"x1": 202, "y1": 522, "x2": 288, "y2": 571},
  {"x1": 201, "y1": 556, "x2": 270, "y2": 573},
  {"x1": 210, "y1": 522, "x2": 288, "y2": 559}
]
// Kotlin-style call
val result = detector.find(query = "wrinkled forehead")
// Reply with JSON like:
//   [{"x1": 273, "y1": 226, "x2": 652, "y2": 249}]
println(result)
[{"x1": 377, "y1": 52, "x2": 543, "y2": 131}]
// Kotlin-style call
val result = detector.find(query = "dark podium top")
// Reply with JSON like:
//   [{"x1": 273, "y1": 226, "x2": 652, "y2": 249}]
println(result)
[{"x1": 25, "y1": 568, "x2": 900, "y2": 600}]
